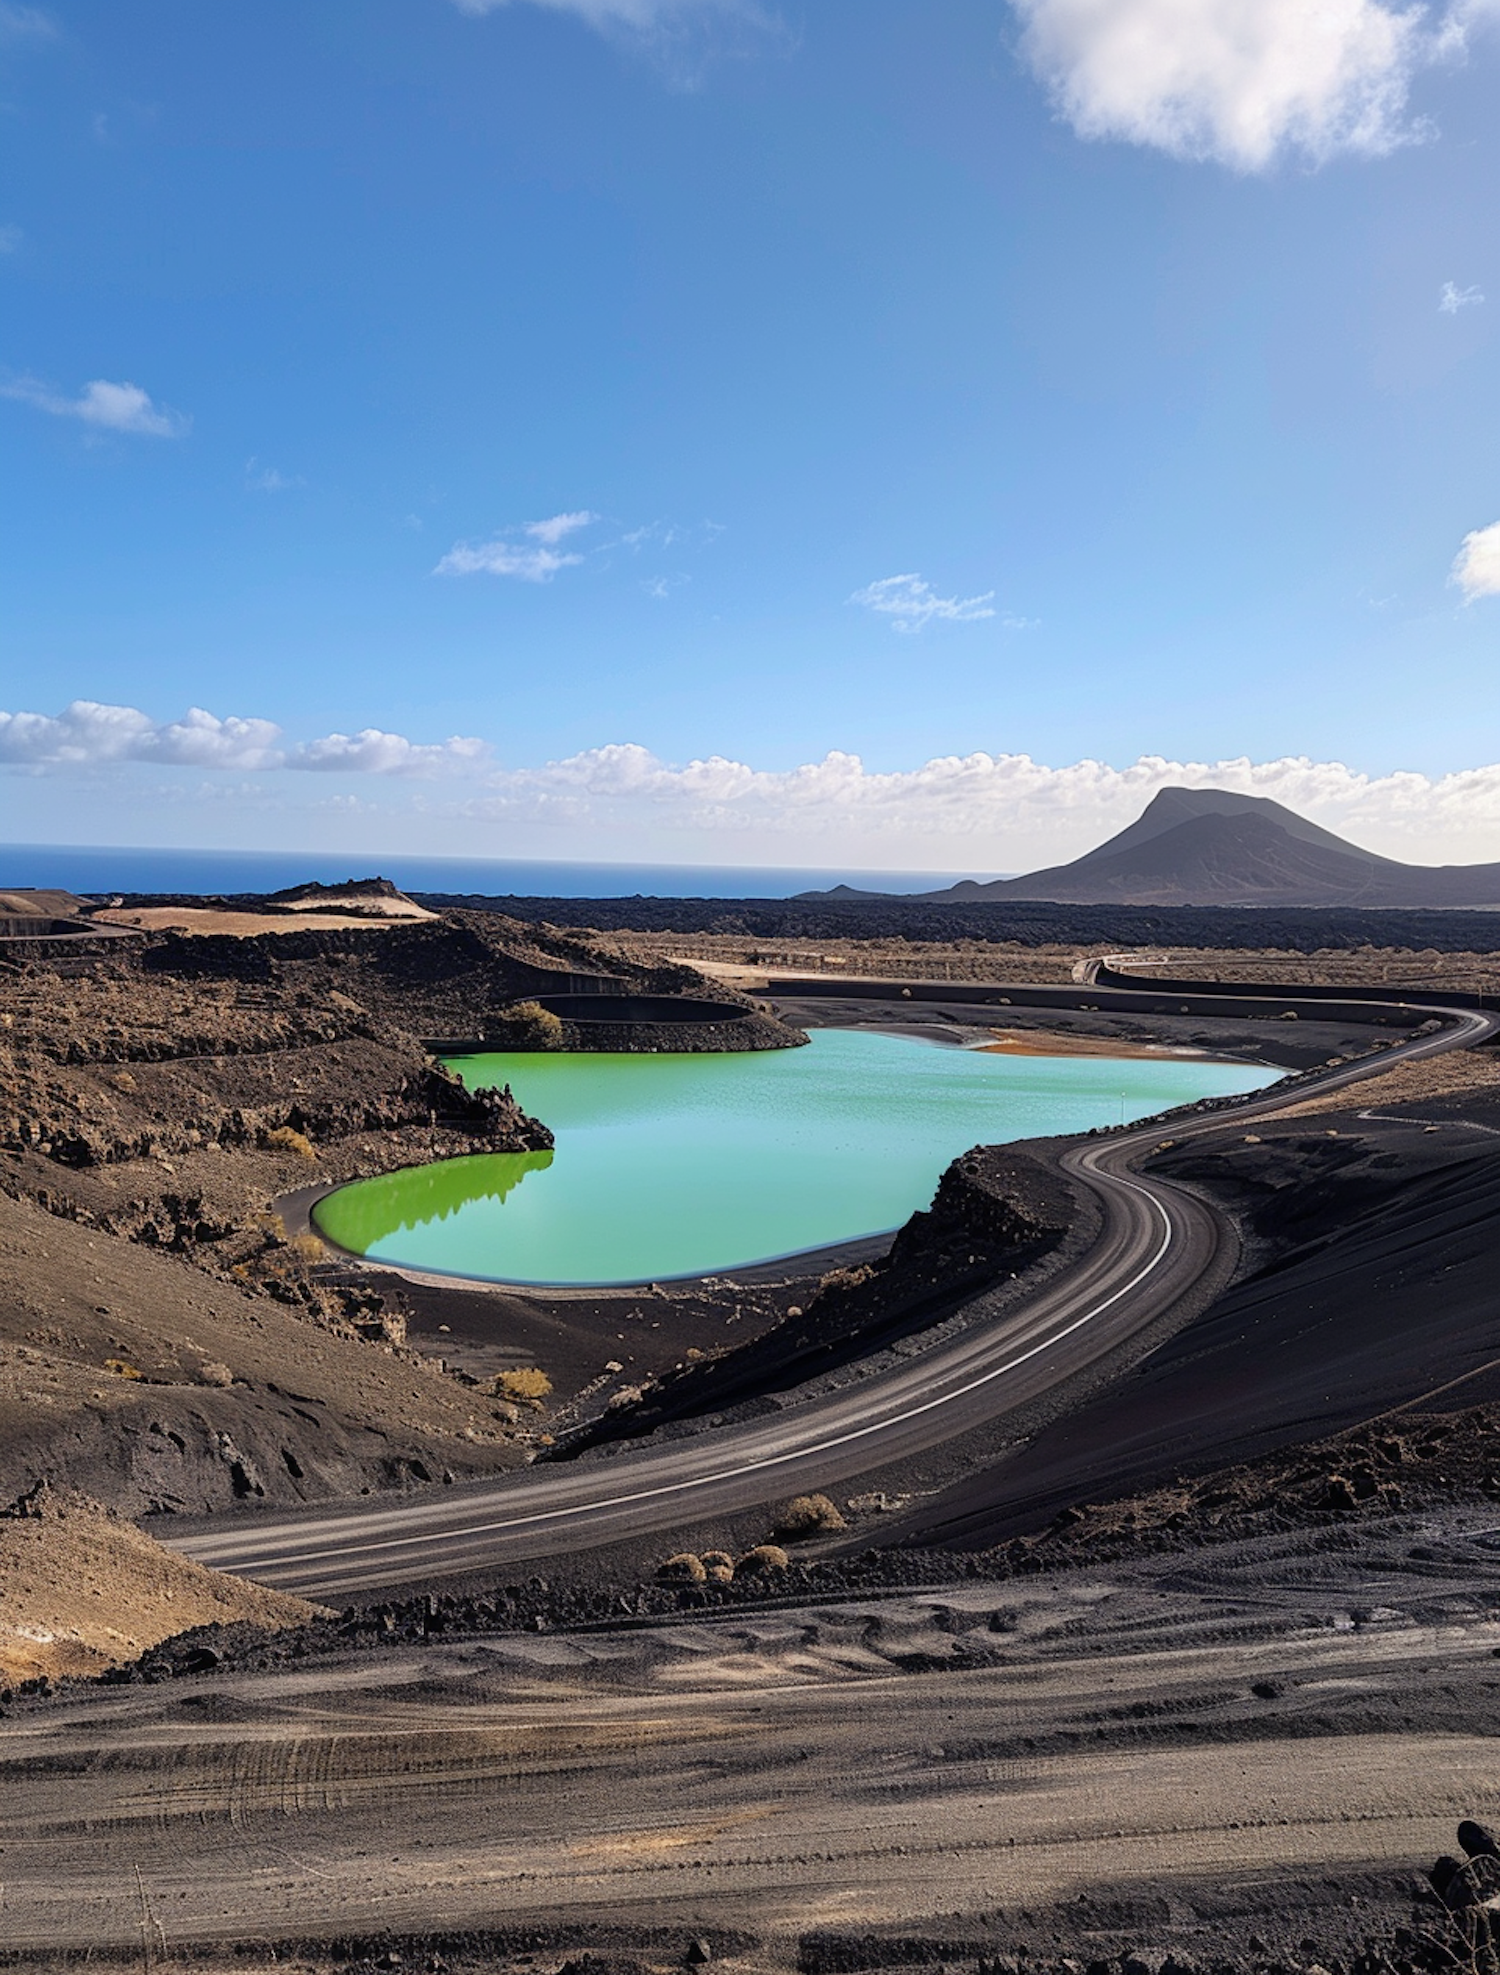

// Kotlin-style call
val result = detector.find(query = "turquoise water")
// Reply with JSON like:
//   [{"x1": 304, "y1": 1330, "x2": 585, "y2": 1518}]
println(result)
[{"x1": 313, "y1": 1029, "x2": 1275, "y2": 1286}]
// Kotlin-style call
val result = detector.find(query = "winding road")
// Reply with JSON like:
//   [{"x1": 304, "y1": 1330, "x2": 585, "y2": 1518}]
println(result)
[{"x1": 172, "y1": 985, "x2": 1498, "y2": 1599}]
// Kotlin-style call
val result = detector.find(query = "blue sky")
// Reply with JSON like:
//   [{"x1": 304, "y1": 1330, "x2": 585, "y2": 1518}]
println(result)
[{"x1": 2, "y1": 0, "x2": 1498, "y2": 874}]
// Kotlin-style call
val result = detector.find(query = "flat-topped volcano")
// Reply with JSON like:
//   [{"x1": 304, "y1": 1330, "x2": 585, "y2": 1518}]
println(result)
[{"x1": 802, "y1": 786, "x2": 1500, "y2": 908}]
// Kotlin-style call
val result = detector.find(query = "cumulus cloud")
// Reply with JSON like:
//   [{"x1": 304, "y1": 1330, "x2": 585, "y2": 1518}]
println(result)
[
  {"x1": 851, "y1": 573, "x2": 998, "y2": 633},
  {"x1": 290, "y1": 730, "x2": 491, "y2": 776},
  {"x1": 1452, "y1": 520, "x2": 1500, "y2": 601},
  {"x1": 8, "y1": 697, "x2": 1500, "y2": 865},
  {"x1": 1008, "y1": 0, "x2": 1490, "y2": 171},
  {"x1": 0, "y1": 702, "x2": 281, "y2": 770},
  {"x1": 1440, "y1": 279, "x2": 1485, "y2": 313},
  {"x1": 462, "y1": 743, "x2": 1500, "y2": 865},
  {"x1": 0, "y1": 702, "x2": 488, "y2": 779},
  {"x1": 1, "y1": 375, "x2": 189, "y2": 437},
  {"x1": 435, "y1": 511, "x2": 605, "y2": 581}
]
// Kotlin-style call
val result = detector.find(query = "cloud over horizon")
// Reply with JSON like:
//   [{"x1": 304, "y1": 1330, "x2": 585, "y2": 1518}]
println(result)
[
  {"x1": 1009, "y1": 0, "x2": 1496, "y2": 171},
  {"x1": 6, "y1": 702, "x2": 1500, "y2": 867},
  {"x1": 1, "y1": 375, "x2": 189, "y2": 437},
  {"x1": 0, "y1": 702, "x2": 487, "y2": 778}
]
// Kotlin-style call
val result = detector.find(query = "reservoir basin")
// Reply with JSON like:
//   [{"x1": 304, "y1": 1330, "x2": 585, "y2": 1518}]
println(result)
[{"x1": 312, "y1": 1028, "x2": 1275, "y2": 1287}]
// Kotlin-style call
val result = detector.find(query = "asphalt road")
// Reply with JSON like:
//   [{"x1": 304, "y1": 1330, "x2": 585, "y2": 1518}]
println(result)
[{"x1": 173, "y1": 991, "x2": 1498, "y2": 1598}]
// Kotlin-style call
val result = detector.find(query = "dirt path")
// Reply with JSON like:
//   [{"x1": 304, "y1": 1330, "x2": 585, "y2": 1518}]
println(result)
[{"x1": 3, "y1": 1518, "x2": 1496, "y2": 1960}]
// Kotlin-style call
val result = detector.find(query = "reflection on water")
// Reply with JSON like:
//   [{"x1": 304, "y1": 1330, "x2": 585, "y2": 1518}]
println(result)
[
  {"x1": 309, "y1": 1029, "x2": 1276, "y2": 1288},
  {"x1": 316, "y1": 1148, "x2": 553, "y2": 1251}
]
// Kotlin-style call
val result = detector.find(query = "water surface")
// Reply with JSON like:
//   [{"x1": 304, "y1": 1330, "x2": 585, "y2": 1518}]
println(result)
[{"x1": 313, "y1": 1029, "x2": 1274, "y2": 1286}]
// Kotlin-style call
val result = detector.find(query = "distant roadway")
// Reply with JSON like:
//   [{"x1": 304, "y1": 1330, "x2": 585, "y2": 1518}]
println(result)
[{"x1": 173, "y1": 983, "x2": 1498, "y2": 1598}]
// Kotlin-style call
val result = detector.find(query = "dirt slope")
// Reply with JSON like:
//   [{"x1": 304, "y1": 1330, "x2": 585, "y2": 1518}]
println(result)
[
  {"x1": 0, "y1": 1482, "x2": 320, "y2": 1683},
  {"x1": 0, "y1": 1185, "x2": 532, "y2": 1515}
]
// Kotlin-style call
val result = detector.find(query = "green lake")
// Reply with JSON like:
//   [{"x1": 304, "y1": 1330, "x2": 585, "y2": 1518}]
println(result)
[{"x1": 312, "y1": 1028, "x2": 1276, "y2": 1286}]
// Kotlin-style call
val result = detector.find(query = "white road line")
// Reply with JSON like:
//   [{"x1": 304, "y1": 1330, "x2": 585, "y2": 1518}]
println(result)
[{"x1": 182, "y1": 995, "x2": 1500, "y2": 1583}]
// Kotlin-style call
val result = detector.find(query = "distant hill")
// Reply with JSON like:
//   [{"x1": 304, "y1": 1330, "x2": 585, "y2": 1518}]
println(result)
[{"x1": 796, "y1": 787, "x2": 1500, "y2": 909}]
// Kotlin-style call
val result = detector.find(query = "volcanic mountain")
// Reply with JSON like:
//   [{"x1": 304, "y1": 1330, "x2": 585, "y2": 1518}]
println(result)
[{"x1": 808, "y1": 788, "x2": 1500, "y2": 909}]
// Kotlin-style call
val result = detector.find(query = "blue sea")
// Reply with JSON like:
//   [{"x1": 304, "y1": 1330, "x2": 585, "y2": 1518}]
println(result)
[{"x1": 0, "y1": 841, "x2": 979, "y2": 901}]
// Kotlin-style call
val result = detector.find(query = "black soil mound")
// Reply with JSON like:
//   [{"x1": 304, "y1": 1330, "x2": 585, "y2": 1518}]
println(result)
[{"x1": 899, "y1": 1113, "x2": 1500, "y2": 1549}]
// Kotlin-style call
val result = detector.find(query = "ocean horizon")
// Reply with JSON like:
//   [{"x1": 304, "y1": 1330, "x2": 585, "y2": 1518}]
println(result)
[{"x1": 0, "y1": 841, "x2": 988, "y2": 902}]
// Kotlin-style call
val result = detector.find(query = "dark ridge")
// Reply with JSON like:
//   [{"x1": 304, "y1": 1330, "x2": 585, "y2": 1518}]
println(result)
[{"x1": 412, "y1": 890, "x2": 1500, "y2": 953}]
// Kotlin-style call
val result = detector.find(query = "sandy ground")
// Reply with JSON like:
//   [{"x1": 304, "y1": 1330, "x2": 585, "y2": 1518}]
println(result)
[
  {"x1": 1265, "y1": 1046, "x2": 1500, "y2": 1117},
  {"x1": 2, "y1": 1511, "x2": 1496, "y2": 1962},
  {"x1": 979, "y1": 1026, "x2": 1243, "y2": 1061},
  {"x1": 0, "y1": 1486, "x2": 319, "y2": 1682},
  {"x1": 95, "y1": 902, "x2": 435, "y2": 935}
]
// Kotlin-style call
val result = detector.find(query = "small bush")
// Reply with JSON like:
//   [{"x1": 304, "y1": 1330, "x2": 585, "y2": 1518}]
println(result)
[
  {"x1": 735, "y1": 1544, "x2": 789, "y2": 1575},
  {"x1": 657, "y1": 1552, "x2": 708, "y2": 1584},
  {"x1": 774, "y1": 1492, "x2": 846, "y2": 1538},
  {"x1": 492, "y1": 1367, "x2": 553, "y2": 1408},
  {"x1": 103, "y1": 1358, "x2": 143, "y2": 1381},
  {"x1": 700, "y1": 1550, "x2": 735, "y2": 1584},
  {"x1": 198, "y1": 1361, "x2": 234, "y2": 1388},
  {"x1": 266, "y1": 1124, "x2": 316, "y2": 1162},
  {"x1": 498, "y1": 1001, "x2": 565, "y2": 1050}
]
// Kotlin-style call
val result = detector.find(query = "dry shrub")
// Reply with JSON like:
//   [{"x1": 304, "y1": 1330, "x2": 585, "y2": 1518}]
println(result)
[
  {"x1": 492, "y1": 1367, "x2": 553, "y2": 1408},
  {"x1": 817, "y1": 1263, "x2": 875, "y2": 1294},
  {"x1": 700, "y1": 1550, "x2": 735, "y2": 1584},
  {"x1": 289, "y1": 1231, "x2": 324, "y2": 1263},
  {"x1": 103, "y1": 1358, "x2": 142, "y2": 1381},
  {"x1": 657, "y1": 1552, "x2": 708, "y2": 1584},
  {"x1": 774, "y1": 1492, "x2": 846, "y2": 1538},
  {"x1": 735, "y1": 1544, "x2": 789, "y2": 1575},
  {"x1": 266, "y1": 1124, "x2": 316, "y2": 1162},
  {"x1": 499, "y1": 1001, "x2": 565, "y2": 1050},
  {"x1": 198, "y1": 1361, "x2": 234, "y2": 1388}
]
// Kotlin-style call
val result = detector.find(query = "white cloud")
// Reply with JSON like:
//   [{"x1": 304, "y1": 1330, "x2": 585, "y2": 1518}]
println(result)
[
  {"x1": 149, "y1": 709, "x2": 286, "y2": 769},
  {"x1": 1, "y1": 375, "x2": 189, "y2": 437},
  {"x1": 8, "y1": 699, "x2": 1500, "y2": 865},
  {"x1": 1440, "y1": 279, "x2": 1485, "y2": 313},
  {"x1": 526, "y1": 509, "x2": 598, "y2": 544},
  {"x1": 0, "y1": 702, "x2": 281, "y2": 770},
  {"x1": 290, "y1": 729, "x2": 491, "y2": 776},
  {"x1": 435, "y1": 538, "x2": 585, "y2": 581},
  {"x1": 1452, "y1": 520, "x2": 1500, "y2": 601},
  {"x1": 1008, "y1": 0, "x2": 1490, "y2": 171},
  {"x1": 0, "y1": 703, "x2": 487, "y2": 779},
  {"x1": 436, "y1": 510, "x2": 601, "y2": 581},
  {"x1": 851, "y1": 573, "x2": 998, "y2": 633},
  {"x1": 460, "y1": 743, "x2": 1500, "y2": 866}
]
